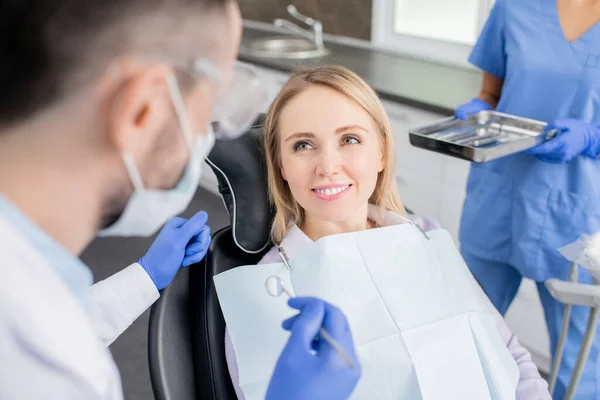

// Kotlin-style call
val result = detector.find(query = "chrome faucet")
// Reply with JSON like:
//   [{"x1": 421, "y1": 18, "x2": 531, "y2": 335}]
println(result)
[{"x1": 274, "y1": 5, "x2": 325, "y2": 50}]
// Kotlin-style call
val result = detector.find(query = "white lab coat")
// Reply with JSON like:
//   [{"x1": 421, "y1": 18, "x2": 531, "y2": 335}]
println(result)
[{"x1": 0, "y1": 216, "x2": 159, "y2": 399}]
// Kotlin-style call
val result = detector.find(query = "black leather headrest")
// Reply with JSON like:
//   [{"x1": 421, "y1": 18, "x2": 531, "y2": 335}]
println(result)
[{"x1": 205, "y1": 114, "x2": 273, "y2": 254}]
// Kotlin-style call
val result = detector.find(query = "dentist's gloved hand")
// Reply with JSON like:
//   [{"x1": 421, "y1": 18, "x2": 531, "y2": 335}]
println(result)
[
  {"x1": 139, "y1": 211, "x2": 212, "y2": 290},
  {"x1": 455, "y1": 98, "x2": 492, "y2": 120},
  {"x1": 526, "y1": 119, "x2": 600, "y2": 163},
  {"x1": 266, "y1": 297, "x2": 361, "y2": 400}
]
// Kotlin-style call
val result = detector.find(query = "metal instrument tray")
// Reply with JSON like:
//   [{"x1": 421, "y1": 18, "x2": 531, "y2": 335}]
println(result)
[{"x1": 408, "y1": 111, "x2": 556, "y2": 163}]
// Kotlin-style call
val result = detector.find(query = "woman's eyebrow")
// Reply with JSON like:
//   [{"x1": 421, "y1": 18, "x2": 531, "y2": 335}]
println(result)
[
  {"x1": 284, "y1": 132, "x2": 315, "y2": 142},
  {"x1": 335, "y1": 125, "x2": 368, "y2": 134},
  {"x1": 284, "y1": 125, "x2": 367, "y2": 142}
]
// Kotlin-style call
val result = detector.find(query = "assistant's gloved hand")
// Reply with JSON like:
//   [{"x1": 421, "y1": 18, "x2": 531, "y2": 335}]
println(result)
[
  {"x1": 139, "y1": 211, "x2": 211, "y2": 290},
  {"x1": 266, "y1": 297, "x2": 361, "y2": 400},
  {"x1": 455, "y1": 98, "x2": 492, "y2": 120},
  {"x1": 526, "y1": 119, "x2": 600, "y2": 163}
]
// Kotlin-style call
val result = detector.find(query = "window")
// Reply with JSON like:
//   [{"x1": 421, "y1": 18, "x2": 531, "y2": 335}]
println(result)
[{"x1": 371, "y1": 0, "x2": 495, "y2": 68}]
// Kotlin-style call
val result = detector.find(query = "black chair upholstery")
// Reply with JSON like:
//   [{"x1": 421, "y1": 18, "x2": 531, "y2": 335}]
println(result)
[
  {"x1": 148, "y1": 266, "x2": 197, "y2": 400},
  {"x1": 149, "y1": 227, "x2": 269, "y2": 400},
  {"x1": 188, "y1": 114, "x2": 274, "y2": 398},
  {"x1": 205, "y1": 114, "x2": 273, "y2": 254},
  {"x1": 189, "y1": 227, "x2": 268, "y2": 399},
  {"x1": 148, "y1": 115, "x2": 272, "y2": 400}
]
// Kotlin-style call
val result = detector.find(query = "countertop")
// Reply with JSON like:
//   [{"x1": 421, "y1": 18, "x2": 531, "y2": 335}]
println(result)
[{"x1": 238, "y1": 24, "x2": 483, "y2": 116}]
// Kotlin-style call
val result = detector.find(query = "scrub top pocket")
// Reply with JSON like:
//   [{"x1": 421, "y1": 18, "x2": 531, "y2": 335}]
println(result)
[{"x1": 539, "y1": 188, "x2": 600, "y2": 282}]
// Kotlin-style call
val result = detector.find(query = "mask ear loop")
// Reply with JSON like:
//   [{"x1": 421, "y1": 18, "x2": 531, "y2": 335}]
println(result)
[
  {"x1": 105, "y1": 62, "x2": 147, "y2": 193},
  {"x1": 166, "y1": 73, "x2": 195, "y2": 151},
  {"x1": 398, "y1": 215, "x2": 430, "y2": 240},
  {"x1": 122, "y1": 152, "x2": 146, "y2": 192}
]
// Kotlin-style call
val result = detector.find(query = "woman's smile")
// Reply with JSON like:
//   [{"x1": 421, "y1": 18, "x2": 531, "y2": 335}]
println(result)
[{"x1": 312, "y1": 184, "x2": 353, "y2": 201}]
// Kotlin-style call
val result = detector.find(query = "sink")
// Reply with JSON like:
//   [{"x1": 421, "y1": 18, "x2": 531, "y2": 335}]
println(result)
[{"x1": 242, "y1": 36, "x2": 331, "y2": 59}]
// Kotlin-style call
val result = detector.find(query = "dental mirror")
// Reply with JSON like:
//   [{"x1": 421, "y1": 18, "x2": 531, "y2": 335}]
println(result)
[
  {"x1": 263, "y1": 275, "x2": 356, "y2": 368},
  {"x1": 265, "y1": 276, "x2": 292, "y2": 298}
]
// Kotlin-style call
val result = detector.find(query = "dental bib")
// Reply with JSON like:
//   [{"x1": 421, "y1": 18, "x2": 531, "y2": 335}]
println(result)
[{"x1": 214, "y1": 224, "x2": 518, "y2": 400}]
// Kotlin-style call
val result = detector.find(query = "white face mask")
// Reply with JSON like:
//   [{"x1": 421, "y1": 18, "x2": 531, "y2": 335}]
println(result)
[{"x1": 98, "y1": 74, "x2": 216, "y2": 237}]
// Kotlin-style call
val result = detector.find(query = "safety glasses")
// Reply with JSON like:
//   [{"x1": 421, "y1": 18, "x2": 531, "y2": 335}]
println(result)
[{"x1": 178, "y1": 58, "x2": 268, "y2": 140}]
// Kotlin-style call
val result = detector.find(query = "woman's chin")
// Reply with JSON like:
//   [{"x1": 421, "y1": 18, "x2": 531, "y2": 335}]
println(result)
[{"x1": 305, "y1": 207, "x2": 359, "y2": 225}]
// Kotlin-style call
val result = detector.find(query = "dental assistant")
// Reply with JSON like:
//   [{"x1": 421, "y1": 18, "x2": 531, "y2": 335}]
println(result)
[
  {"x1": 456, "y1": 0, "x2": 600, "y2": 398},
  {"x1": 0, "y1": 0, "x2": 360, "y2": 399}
]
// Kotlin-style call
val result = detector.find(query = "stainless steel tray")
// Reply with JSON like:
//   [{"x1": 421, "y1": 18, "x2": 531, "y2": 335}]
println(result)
[{"x1": 408, "y1": 111, "x2": 557, "y2": 163}]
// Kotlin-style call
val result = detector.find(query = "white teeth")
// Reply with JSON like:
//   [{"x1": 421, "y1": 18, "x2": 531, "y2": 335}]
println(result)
[{"x1": 315, "y1": 185, "x2": 349, "y2": 196}]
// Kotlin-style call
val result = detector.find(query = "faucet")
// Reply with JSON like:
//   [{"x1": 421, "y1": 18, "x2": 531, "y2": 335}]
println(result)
[{"x1": 274, "y1": 5, "x2": 325, "y2": 50}]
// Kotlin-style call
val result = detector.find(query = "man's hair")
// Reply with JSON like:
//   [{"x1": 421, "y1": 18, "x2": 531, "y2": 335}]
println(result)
[{"x1": 0, "y1": 0, "x2": 230, "y2": 127}]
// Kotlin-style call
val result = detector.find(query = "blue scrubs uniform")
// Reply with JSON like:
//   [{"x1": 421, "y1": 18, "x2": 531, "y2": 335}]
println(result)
[{"x1": 460, "y1": 0, "x2": 600, "y2": 398}]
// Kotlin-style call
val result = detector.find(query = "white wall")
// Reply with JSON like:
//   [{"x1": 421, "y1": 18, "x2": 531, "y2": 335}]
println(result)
[{"x1": 200, "y1": 65, "x2": 551, "y2": 372}]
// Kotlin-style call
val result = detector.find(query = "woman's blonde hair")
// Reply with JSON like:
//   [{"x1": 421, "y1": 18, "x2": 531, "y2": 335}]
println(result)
[{"x1": 263, "y1": 65, "x2": 405, "y2": 243}]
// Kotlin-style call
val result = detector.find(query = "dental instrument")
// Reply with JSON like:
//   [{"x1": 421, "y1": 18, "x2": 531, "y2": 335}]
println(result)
[{"x1": 265, "y1": 275, "x2": 356, "y2": 369}]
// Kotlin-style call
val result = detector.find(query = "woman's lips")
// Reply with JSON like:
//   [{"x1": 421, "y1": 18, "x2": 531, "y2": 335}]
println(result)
[{"x1": 312, "y1": 184, "x2": 352, "y2": 201}]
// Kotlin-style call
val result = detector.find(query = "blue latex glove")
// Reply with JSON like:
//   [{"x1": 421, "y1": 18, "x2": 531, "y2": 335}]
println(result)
[
  {"x1": 266, "y1": 297, "x2": 361, "y2": 400},
  {"x1": 139, "y1": 211, "x2": 212, "y2": 290},
  {"x1": 526, "y1": 119, "x2": 600, "y2": 163},
  {"x1": 455, "y1": 98, "x2": 492, "y2": 120}
]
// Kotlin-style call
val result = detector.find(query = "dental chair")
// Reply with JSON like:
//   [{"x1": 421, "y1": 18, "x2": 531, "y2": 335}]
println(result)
[
  {"x1": 148, "y1": 114, "x2": 416, "y2": 400},
  {"x1": 148, "y1": 115, "x2": 273, "y2": 400}
]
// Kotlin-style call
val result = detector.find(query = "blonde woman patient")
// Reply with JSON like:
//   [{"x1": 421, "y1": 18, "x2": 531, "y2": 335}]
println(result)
[{"x1": 224, "y1": 65, "x2": 550, "y2": 399}]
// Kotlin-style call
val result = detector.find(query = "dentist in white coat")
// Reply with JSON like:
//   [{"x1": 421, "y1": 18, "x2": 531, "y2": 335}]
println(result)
[{"x1": 0, "y1": 0, "x2": 361, "y2": 399}]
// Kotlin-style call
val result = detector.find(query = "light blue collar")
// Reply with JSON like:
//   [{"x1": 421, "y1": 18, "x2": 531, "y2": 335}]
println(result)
[{"x1": 0, "y1": 195, "x2": 93, "y2": 308}]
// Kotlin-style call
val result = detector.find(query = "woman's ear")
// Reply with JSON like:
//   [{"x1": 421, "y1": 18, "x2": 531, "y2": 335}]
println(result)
[
  {"x1": 280, "y1": 164, "x2": 288, "y2": 181},
  {"x1": 277, "y1": 151, "x2": 288, "y2": 181},
  {"x1": 378, "y1": 147, "x2": 386, "y2": 173}
]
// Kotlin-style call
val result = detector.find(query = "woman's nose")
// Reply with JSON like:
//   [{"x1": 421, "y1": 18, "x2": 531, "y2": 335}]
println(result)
[{"x1": 315, "y1": 147, "x2": 342, "y2": 177}]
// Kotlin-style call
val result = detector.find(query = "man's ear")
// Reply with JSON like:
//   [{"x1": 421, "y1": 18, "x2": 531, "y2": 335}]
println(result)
[{"x1": 105, "y1": 64, "x2": 174, "y2": 155}]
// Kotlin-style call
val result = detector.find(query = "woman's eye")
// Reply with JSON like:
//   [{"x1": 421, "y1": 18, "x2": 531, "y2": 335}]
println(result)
[
  {"x1": 342, "y1": 135, "x2": 361, "y2": 145},
  {"x1": 293, "y1": 141, "x2": 314, "y2": 152}
]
